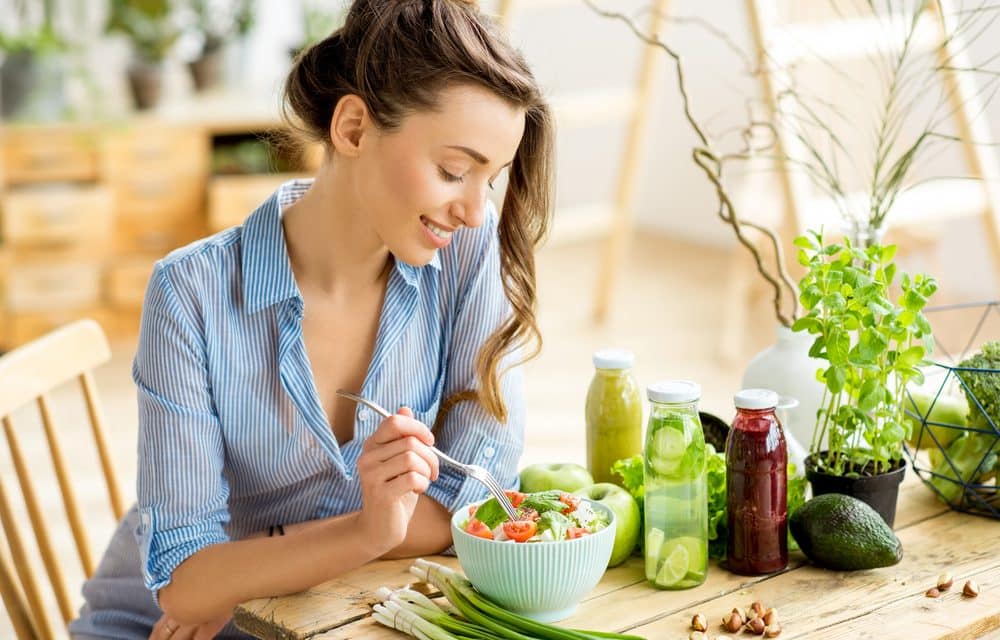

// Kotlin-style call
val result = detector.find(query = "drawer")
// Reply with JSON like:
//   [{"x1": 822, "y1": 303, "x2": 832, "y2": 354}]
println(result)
[
  {"x1": 102, "y1": 127, "x2": 209, "y2": 178},
  {"x1": 2, "y1": 128, "x2": 99, "y2": 184},
  {"x1": 1, "y1": 185, "x2": 112, "y2": 247},
  {"x1": 113, "y1": 174, "x2": 205, "y2": 220},
  {"x1": 3, "y1": 308, "x2": 111, "y2": 351},
  {"x1": 6, "y1": 262, "x2": 102, "y2": 311},
  {"x1": 105, "y1": 259, "x2": 154, "y2": 308},
  {"x1": 208, "y1": 173, "x2": 304, "y2": 232},
  {"x1": 114, "y1": 216, "x2": 205, "y2": 254}
]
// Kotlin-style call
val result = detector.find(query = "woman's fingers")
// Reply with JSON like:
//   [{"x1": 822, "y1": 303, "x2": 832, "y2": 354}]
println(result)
[
  {"x1": 364, "y1": 436, "x2": 439, "y2": 481},
  {"x1": 367, "y1": 409, "x2": 434, "y2": 447},
  {"x1": 367, "y1": 448, "x2": 435, "y2": 486}
]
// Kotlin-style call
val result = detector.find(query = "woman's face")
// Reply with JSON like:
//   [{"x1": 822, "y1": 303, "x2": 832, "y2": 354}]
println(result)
[{"x1": 357, "y1": 83, "x2": 526, "y2": 266}]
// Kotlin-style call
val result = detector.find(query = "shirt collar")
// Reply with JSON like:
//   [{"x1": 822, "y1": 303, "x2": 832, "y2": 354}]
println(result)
[
  {"x1": 241, "y1": 181, "x2": 303, "y2": 314},
  {"x1": 242, "y1": 179, "x2": 442, "y2": 313}
]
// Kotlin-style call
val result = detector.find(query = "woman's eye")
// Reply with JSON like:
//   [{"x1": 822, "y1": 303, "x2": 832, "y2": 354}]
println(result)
[{"x1": 438, "y1": 167, "x2": 464, "y2": 183}]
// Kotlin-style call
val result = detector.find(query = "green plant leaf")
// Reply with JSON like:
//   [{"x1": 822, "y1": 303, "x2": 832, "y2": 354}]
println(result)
[
  {"x1": 897, "y1": 345, "x2": 925, "y2": 369},
  {"x1": 825, "y1": 366, "x2": 847, "y2": 393}
]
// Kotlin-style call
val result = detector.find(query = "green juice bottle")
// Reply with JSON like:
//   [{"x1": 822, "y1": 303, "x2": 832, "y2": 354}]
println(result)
[
  {"x1": 643, "y1": 380, "x2": 708, "y2": 589},
  {"x1": 585, "y1": 349, "x2": 643, "y2": 485}
]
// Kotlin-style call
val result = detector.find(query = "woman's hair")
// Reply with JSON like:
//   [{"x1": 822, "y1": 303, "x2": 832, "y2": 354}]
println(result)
[{"x1": 283, "y1": 0, "x2": 554, "y2": 426}]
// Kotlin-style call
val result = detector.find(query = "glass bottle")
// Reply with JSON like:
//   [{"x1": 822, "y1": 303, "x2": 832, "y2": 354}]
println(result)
[
  {"x1": 725, "y1": 388, "x2": 788, "y2": 575},
  {"x1": 643, "y1": 380, "x2": 708, "y2": 589},
  {"x1": 585, "y1": 349, "x2": 642, "y2": 485}
]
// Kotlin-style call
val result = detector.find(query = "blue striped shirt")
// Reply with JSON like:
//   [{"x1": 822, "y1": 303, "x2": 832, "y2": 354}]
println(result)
[{"x1": 133, "y1": 179, "x2": 525, "y2": 597}]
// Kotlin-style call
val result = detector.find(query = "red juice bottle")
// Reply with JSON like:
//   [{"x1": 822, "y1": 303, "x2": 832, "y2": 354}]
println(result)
[{"x1": 725, "y1": 389, "x2": 788, "y2": 575}]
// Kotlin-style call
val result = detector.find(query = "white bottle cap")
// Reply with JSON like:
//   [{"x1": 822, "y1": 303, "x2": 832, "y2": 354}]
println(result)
[
  {"x1": 647, "y1": 380, "x2": 701, "y2": 403},
  {"x1": 592, "y1": 349, "x2": 634, "y2": 369},
  {"x1": 734, "y1": 388, "x2": 780, "y2": 410}
]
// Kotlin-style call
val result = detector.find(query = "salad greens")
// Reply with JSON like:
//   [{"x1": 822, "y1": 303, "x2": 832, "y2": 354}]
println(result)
[
  {"x1": 463, "y1": 490, "x2": 609, "y2": 543},
  {"x1": 613, "y1": 447, "x2": 807, "y2": 559}
]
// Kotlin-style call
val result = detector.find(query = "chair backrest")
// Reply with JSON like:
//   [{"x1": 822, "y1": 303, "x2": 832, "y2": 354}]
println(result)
[{"x1": 0, "y1": 320, "x2": 124, "y2": 640}]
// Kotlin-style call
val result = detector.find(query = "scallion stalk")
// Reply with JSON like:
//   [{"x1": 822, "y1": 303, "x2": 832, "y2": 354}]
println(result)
[{"x1": 411, "y1": 559, "x2": 646, "y2": 640}]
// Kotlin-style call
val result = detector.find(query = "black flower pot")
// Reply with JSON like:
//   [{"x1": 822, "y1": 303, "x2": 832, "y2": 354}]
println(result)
[{"x1": 805, "y1": 453, "x2": 906, "y2": 527}]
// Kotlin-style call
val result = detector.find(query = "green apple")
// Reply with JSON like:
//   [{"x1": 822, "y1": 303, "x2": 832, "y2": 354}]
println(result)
[
  {"x1": 903, "y1": 386, "x2": 968, "y2": 451},
  {"x1": 575, "y1": 482, "x2": 641, "y2": 567},
  {"x1": 519, "y1": 463, "x2": 594, "y2": 493}
]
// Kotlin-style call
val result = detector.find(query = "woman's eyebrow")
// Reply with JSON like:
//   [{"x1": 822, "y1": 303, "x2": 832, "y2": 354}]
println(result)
[{"x1": 446, "y1": 145, "x2": 514, "y2": 169}]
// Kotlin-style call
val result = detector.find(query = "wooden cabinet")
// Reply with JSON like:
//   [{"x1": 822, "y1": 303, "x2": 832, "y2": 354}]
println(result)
[{"x1": 0, "y1": 110, "x2": 318, "y2": 350}]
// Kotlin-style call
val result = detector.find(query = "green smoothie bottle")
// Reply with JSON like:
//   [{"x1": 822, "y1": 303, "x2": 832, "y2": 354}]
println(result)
[
  {"x1": 643, "y1": 380, "x2": 708, "y2": 589},
  {"x1": 585, "y1": 349, "x2": 643, "y2": 485}
]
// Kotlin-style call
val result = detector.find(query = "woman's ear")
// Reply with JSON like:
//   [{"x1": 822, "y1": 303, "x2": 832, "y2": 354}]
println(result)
[{"x1": 329, "y1": 94, "x2": 370, "y2": 157}]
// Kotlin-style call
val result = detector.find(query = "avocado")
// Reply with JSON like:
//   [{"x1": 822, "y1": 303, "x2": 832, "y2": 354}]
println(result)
[{"x1": 789, "y1": 493, "x2": 903, "y2": 570}]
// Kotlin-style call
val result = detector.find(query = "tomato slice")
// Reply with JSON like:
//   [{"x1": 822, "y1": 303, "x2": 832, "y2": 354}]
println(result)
[
  {"x1": 567, "y1": 527, "x2": 590, "y2": 539},
  {"x1": 465, "y1": 519, "x2": 493, "y2": 539},
  {"x1": 559, "y1": 492, "x2": 581, "y2": 514},
  {"x1": 502, "y1": 519, "x2": 538, "y2": 542},
  {"x1": 504, "y1": 490, "x2": 526, "y2": 508}
]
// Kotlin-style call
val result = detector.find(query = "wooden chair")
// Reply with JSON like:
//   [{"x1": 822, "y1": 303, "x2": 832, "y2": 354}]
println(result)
[{"x1": 0, "y1": 319, "x2": 125, "y2": 640}]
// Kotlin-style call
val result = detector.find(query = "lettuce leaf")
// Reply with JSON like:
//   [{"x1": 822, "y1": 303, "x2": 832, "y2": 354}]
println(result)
[
  {"x1": 611, "y1": 455, "x2": 644, "y2": 509},
  {"x1": 537, "y1": 510, "x2": 573, "y2": 540}
]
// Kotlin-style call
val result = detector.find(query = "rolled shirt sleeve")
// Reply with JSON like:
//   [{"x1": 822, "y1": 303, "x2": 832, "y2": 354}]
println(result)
[
  {"x1": 133, "y1": 262, "x2": 231, "y2": 601},
  {"x1": 424, "y1": 206, "x2": 527, "y2": 514}
]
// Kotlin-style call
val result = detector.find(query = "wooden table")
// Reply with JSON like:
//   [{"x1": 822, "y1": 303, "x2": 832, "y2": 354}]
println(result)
[{"x1": 234, "y1": 475, "x2": 1000, "y2": 639}]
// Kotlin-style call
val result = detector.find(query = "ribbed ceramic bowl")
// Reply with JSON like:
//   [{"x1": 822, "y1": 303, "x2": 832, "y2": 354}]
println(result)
[{"x1": 450, "y1": 498, "x2": 616, "y2": 622}]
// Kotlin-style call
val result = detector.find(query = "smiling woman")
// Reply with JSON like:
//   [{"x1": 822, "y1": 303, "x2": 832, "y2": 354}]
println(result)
[{"x1": 67, "y1": 1, "x2": 554, "y2": 639}]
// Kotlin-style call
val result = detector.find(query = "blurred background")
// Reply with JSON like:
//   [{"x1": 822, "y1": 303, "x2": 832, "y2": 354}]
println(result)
[{"x1": 2, "y1": 0, "x2": 1000, "y2": 637}]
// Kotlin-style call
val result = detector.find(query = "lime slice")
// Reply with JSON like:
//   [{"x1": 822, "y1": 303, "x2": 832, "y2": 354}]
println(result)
[
  {"x1": 645, "y1": 528, "x2": 665, "y2": 579},
  {"x1": 655, "y1": 542, "x2": 689, "y2": 587}
]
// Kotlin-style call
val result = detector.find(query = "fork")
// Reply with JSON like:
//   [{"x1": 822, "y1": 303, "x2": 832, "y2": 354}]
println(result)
[{"x1": 336, "y1": 389, "x2": 520, "y2": 521}]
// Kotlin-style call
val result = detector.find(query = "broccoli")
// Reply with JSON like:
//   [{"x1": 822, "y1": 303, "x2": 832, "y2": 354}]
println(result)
[
  {"x1": 929, "y1": 341, "x2": 1000, "y2": 504},
  {"x1": 957, "y1": 340, "x2": 1000, "y2": 431}
]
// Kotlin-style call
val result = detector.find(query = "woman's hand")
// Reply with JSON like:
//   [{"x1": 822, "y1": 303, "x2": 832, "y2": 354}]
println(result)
[
  {"x1": 356, "y1": 407, "x2": 439, "y2": 553},
  {"x1": 149, "y1": 613, "x2": 229, "y2": 639}
]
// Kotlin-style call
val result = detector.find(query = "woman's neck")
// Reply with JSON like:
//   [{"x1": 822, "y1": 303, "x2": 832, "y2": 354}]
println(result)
[{"x1": 281, "y1": 162, "x2": 392, "y2": 300}]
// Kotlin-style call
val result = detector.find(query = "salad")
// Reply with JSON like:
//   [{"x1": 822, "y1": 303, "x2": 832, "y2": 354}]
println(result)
[{"x1": 460, "y1": 490, "x2": 609, "y2": 543}]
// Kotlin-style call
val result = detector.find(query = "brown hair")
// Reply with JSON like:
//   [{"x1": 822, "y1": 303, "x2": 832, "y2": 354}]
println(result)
[{"x1": 283, "y1": 0, "x2": 555, "y2": 425}]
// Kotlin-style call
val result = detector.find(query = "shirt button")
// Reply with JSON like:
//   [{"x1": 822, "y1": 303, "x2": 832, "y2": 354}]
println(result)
[
  {"x1": 482, "y1": 445, "x2": 496, "y2": 459},
  {"x1": 358, "y1": 408, "x2": 372, "y2": 422}
]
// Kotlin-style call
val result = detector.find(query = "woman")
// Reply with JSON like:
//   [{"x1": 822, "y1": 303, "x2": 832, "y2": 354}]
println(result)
[{"x1": 69, "y1": 1, "x2": 553, "y2": 638}]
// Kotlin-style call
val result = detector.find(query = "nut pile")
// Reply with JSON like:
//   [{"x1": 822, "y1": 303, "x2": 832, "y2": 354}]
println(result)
[
  {"x1": 688, "y1": 601, "x2": 781, "y2": 639},
  {"x1": 924, "y1": 573, "x2": 980, "y2": 599}
]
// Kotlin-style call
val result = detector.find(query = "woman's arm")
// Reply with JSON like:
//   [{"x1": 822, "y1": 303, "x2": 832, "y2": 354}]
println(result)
[
  {"x1": 242, "y1": 493, "x2": 452, "y2": 557},
  {"x1": 158, "y1": 409, "x2": 441, "y2": 624},
  {"x1": 159, "y1": 511, "x2": 381, "y2": 623}
]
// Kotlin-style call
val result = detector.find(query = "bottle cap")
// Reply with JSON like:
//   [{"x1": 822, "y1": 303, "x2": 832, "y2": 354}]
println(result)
[
  {"x1": 647, "y1": 380, "x2": 701, "y2": 403},
  {"x1": 592, "y1": 349, "x2": 634, "y2": 369},
  {"x1": 734, "y1": 388, "x2": 779, "y2": 410}
]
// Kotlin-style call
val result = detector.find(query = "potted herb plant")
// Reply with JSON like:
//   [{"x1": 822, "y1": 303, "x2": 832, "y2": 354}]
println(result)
[
  {"x1": 791, "y1": 229, "x2": 938, "y2": 526},
  {"x1": 0, "y1": 0, "x2": 69, "y2": 120},
  {"x1": 106, "y1": 0, "x2": 181, "y2": 110},
  {"x1": 187, "y1": 0, "x2": 254, "y2": 91}
]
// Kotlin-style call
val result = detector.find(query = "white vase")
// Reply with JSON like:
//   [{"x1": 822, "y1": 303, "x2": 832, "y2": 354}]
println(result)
[{"x1": 741, "y1": 325, "x2": 827, "y2": 467}]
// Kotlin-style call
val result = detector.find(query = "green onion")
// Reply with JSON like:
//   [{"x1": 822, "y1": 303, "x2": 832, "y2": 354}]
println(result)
[
  {"x1": 373, "y1": 586, "x2": 504, "y2": 640},
  {"x1": 410, "y1": 559, "x2": 646, "y2": 640}
]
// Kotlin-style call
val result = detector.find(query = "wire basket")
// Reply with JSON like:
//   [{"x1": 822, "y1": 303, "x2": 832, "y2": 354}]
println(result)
[{"x1": 903, "y1": 301, "x2": 1000, "y2": 520}]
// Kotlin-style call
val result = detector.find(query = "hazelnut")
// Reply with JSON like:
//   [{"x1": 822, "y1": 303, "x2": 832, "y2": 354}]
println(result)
[
  {"x1": 723, "y1": 609, "x2": 744, "y2": 633},
  {"x1": 746, "y1": 616, "x2": 767, "y2": 635},
  {"x1": 963, "y1": 580, "x2": 980, "y2": 597},
  {"x1": 691, "y1": 613, "x2": 707, "y2": 632},
  {"x1": 751, "y1": 601, "x2": 766, "y2": 617},
  {"x1": 745, "y1": 607, "x2": 759, "y2": 622},
  {"x1": 689, "y1": 632, "x2": 707, "y2": 640},
  {"x1": 926, "y1": 588, "x2": 941, "y2": 598},
  {"x1": 765, "y1": 623, "x2": 783, "y2": 638},
  {"x1": 762, "y1": 608, "x2": 778, "y2": 626},
  {"x1": 937, "y1": 573, "x2": 954, "y2": 591}
]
